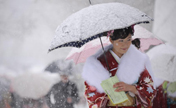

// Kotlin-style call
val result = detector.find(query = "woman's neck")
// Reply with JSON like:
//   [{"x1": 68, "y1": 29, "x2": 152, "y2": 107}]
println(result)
[{"x1": 112, "y1": 48, "x2": 123, "y2": 58}]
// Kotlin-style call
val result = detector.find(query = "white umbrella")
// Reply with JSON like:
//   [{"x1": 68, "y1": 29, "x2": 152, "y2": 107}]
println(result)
[
  {"x1": 11, "y1": 72, "x2": 59, "y2": 99},
  {"x1": 147, "y1": 43, "x2": 176, "y2": 82},
  {"x1": 49, "y1": 2, "x2": 152, "y2": 51}
]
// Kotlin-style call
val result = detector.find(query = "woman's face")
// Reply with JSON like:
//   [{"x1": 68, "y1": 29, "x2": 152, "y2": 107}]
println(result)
[{"x1": 110, "y1": 34, "x2": 132, "y2": 57}]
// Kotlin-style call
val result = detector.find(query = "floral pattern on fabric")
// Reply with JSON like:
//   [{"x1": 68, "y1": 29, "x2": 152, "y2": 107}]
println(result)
[
  {"x1": 84, "y1": 70, "x2": 156, "y2": 108},
  {"x1": 84, "y1": 82, "x2": 106, "y2": 108},
  {"x1": 135, "y1": 69, "x2": 156, "y2": 108}
]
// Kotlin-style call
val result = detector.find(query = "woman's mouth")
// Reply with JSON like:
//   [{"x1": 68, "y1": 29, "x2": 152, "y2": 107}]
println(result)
[{"x1": 121, "y1": 48, "x2": 127, "y2": 50}]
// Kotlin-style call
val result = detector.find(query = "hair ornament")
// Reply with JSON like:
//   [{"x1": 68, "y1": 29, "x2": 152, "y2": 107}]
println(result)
[{"x1": 107, "y1": 30, "x2": 114, "y2": 37}]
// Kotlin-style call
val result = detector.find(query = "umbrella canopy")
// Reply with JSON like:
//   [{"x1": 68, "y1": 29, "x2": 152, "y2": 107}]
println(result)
[
  {"x1": 49, "y1": 2, "x2": 153, "y2": 51},
  {"x1": 45, "y1": 59, "x2": 74, "y2": 75},
  {"x1": 11, "y1": 72, "x2": 59, "y2": 99},
  {"x1": 139, "y1": 38, "x2": 163, "y2": 52},
  {"x1": 147, "y1": 43, "x2": 176, "y2": 82},
  {"x1": 133, "y1": 25, "x2": 154, "y2": 38},
  {"x1": 66, "y1": 37, "x2": 162, "y2": 64},
  {"x1": 66, "y1": 25, "x2": 162, "y2": 64}
]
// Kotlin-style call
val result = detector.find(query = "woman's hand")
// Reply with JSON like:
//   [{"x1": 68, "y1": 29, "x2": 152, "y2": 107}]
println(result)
[{"x1": 113, "y1": 82, "x2": 137, "y2": 94}]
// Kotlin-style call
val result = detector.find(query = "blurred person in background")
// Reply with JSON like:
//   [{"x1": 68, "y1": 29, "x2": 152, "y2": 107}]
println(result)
[
  {"x1": 0, "y1": 91, "x2": 12, "y2": 108},
  {"x1": 45, "y1": 59, "x2": 80, "y2": 108},
  {"x1": 46, "y1": 72, "x2": 80, "y2": 108},
  {"x1": 0, "y1": 77, "x2": 12, "y2": 108}
]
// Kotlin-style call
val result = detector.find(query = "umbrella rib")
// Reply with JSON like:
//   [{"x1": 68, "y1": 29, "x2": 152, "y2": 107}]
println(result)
[{"x1": 75, "y1": 49, "x2": 82, "y2": 64}]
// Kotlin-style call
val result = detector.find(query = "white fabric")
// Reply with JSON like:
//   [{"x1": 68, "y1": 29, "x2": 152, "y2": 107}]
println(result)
[{"x1": 82, "y1": 44, "x2": 156, "y2": 93}]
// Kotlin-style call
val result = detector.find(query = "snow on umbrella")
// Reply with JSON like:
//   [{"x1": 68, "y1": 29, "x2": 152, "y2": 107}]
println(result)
[
  {"x1": 45, "y1": 59, "x2": 74, "y2": 75},
  {"x1": 66, "y1": 25, "x2": 162, "y2": 64},
  {"x1": 147, "y1": 43, "x2": 176, "y2": 82},
  {"x1": 49, "y1": 2, "x2": 153, "y2": 51},
  {"x1": 11, "y1": 72, "x2": 59, "y2": 99}
]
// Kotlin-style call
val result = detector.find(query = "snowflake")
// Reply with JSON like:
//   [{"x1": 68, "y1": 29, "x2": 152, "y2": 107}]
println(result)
[
  {"x1": 147, "y1": 87, "x2": 154, "y2": 94},
  {"x1": 144, "y1": 77, "x2": 150, "y2": 83}
]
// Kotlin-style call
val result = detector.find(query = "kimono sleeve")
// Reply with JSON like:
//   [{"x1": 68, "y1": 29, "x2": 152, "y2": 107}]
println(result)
[
  {"x1": 84, "y1": 81, "x2": 106, "y2": 108},
  {"x1": 135, "y1": 69, "x2": 157, "y2": 108}
]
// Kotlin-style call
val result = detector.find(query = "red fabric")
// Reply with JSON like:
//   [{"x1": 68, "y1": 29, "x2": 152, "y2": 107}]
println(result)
[
  {"x1": 135, "y1": 69, "x2": 156, "y2": 108},
  {"x1": 170, "y1": 104, "x2": 176, "y2": 108},
  {"x1": 106, "y1": 106, "x2": 136, "y2": 108},
  {"x1": 85, "y1": 81, "x2": 106, "y2": 107},
  {"x1": 98, "y1": 50, "x2": 118, "y2": 76},
  {"x1": 84, "y1": 51, "x2": 156, "y2": 108},
  {"x1": 152, "y1": 85, "x2": 167, "y2": 108}
]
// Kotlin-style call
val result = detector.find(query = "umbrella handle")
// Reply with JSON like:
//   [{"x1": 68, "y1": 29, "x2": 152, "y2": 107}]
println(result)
[{"x1": 98, "y1": 35, "x2": 112, "y2": 77}]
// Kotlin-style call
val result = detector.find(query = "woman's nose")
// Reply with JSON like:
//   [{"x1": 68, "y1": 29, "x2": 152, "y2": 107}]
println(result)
[{"x1": 122, "y1": 41, "x2": 128, "y2": 45}]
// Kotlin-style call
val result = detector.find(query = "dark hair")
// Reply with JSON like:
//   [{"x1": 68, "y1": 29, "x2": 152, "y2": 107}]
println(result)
[
  {"x1": 132, "y1": 38, "x2": 140, "y2": 49},
  {"x1": 110, "y1": 26, "x2": 134, "y2": 40}
]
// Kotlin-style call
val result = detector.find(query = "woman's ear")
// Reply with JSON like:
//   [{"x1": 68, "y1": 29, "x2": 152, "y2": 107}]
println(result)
[{"x1": 109, "y1": 37, "x2": 113, "y2": 44}]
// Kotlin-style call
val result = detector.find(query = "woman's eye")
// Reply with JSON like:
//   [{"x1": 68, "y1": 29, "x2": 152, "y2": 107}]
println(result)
[
  {"x1": 128, "y1": 38, "x2": 132, "y2": 41},
  {"x1": 119, "y1": 40, "x2": 123, "y2": 42}
]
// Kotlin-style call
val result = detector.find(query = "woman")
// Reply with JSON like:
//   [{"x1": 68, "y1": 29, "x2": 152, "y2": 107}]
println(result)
[{"x1": 82, "y1": 26, "x2": 156, "y2": 108}]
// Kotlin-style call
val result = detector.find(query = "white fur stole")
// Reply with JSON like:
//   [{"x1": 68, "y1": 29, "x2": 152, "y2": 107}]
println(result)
[{"x1": 82, "y1": 44, "x2": 156, "y2": 93}]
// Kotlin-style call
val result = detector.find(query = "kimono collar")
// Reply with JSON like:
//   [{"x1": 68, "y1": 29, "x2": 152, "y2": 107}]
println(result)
[{"x1": 110, "y1": 50, "x2": 121, "y2": 63}]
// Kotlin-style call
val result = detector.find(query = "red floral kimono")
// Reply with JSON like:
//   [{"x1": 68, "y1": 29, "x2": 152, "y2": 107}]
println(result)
[
  {"x1": 82, "y1": 45, "x2": 156, "y2": 108},
  {"x1": 153, "y1": 84, "x2": 167, "y2": 108}
]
